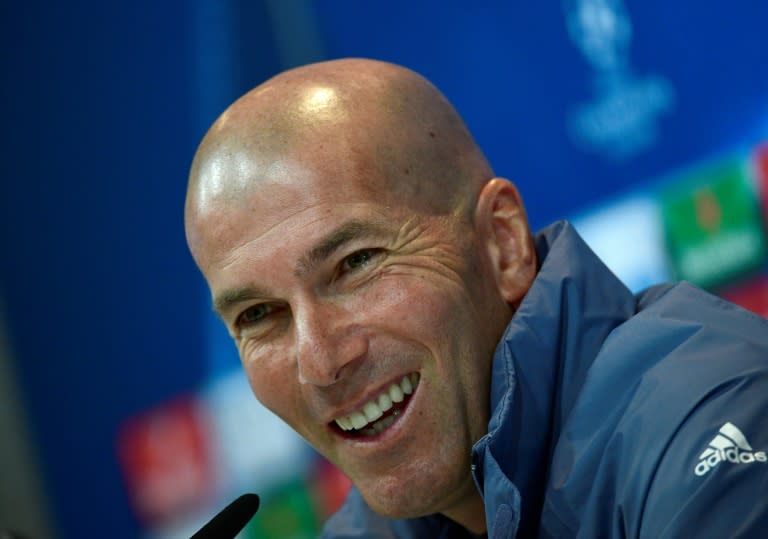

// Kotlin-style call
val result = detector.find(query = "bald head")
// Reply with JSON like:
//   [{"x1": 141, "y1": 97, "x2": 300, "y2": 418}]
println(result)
[
  {"x1": 185, "y1": 59, "x2": 493, "y2": 246},
  {"x1": 182, "y1": 61, "x2": 536, "y2": 530}
]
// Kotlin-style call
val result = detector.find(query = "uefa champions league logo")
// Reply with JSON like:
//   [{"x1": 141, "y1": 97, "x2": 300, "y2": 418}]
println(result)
[{"x1": 564, "y1": 0, "x2": 676, "y2": 160}]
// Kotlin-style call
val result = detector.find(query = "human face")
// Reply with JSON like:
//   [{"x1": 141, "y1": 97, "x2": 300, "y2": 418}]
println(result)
[{"x1": 191, "y1": 154, "x2": 509, "y2": 520}]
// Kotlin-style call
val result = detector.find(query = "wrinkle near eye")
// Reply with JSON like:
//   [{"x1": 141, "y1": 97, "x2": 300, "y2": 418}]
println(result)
[
  {"x1": 235, "y1": 302, "x2": 291, "y2": 343},
  {"x1": 385, "y1": 216, "x2": 473, "y2": 284},
  {"x1": 330, "y1": 249, "x2": 387, "y2": 290}
]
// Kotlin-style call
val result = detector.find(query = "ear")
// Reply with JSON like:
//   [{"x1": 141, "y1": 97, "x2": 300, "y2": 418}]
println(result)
[{"x1": 474, "y1": 178, "x2": 537, "y2": 307}]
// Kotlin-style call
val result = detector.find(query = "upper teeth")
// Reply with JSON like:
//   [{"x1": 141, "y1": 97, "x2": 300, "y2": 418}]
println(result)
[{"x1": 335, "y1": 374, "x2": 418, "y2": 431}]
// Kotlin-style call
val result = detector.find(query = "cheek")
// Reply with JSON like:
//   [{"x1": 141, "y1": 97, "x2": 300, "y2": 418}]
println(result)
[
  {"x1": 240, "y1": 347, "x2": 304, "y2": 427},
  {"x1": 361, "y1": 275, "x2": 466, "y2": 344}
]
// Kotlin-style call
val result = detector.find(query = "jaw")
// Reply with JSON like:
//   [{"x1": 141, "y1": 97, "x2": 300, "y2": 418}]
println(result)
[
  {"x1": 317, "y1": 376, "x2": 481, "y2": 524},
  {"x1": 350, "y1": 436, "x2": 481, "y2": 525}
]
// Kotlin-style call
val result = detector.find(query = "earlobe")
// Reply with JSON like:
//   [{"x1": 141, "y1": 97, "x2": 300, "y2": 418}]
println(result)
[{"x1": 475, "y1": 178, "x2": 537, "y2": 307}]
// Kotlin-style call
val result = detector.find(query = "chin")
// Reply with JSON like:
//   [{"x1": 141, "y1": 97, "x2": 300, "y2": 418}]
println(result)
[{"x1": 354, "y1": 457, "x2": 471, "y2": 520}]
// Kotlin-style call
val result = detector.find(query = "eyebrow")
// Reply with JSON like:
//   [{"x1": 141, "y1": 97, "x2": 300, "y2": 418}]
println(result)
[{"x1": 212, "y1": 219, "x2": 391, "y2": 316}]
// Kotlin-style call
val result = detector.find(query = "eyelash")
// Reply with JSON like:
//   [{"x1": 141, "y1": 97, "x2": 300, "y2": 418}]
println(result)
[
  {"x1": 236, "y1": 303, "x2": 276, "y2": 328},
  {"x1": 339, "y1": 248, "x2": 383, "y2": 274}
]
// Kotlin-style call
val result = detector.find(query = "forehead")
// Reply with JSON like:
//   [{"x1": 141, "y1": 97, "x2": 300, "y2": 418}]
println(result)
[{"x1": 189, "y1": 149, "x2": 413, "y2": 276}]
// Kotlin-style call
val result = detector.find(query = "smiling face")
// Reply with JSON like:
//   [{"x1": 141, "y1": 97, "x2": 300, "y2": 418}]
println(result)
[{"x1": 185, "y1": 59, "x2": 536, "y2": 532}]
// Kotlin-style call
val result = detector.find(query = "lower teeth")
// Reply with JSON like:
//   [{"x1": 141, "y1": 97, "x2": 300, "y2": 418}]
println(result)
[{"x1": 360, "y1": 410, "x2": 399, "y2": 436}]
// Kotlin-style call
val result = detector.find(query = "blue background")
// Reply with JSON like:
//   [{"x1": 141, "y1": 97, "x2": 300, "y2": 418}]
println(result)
[{"x1": 1, "y1": 1, "x2": 766, "y2": 537}]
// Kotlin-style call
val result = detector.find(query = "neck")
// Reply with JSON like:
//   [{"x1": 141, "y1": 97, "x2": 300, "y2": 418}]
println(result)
[{"x1": 442, "y1": 485, "x2": 486, "y2": 535}]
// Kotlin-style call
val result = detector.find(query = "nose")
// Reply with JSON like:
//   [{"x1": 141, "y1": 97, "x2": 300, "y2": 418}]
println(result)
[{"x1": 293, "y1": 300, "x2": 368, "y2": 387}]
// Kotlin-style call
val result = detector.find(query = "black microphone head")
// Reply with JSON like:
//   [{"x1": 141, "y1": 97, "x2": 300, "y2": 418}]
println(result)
[
  {"x1": 0, "y1": 531, "x2": 30, "y2": 539},
  {"x1": 191, "y1": 493, "x2": 260, "y2": 539}
]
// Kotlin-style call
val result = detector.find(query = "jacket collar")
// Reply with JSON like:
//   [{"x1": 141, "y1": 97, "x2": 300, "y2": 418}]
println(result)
[{"x1": 473, "y1": 221, "x2": 636, "y2": 536}]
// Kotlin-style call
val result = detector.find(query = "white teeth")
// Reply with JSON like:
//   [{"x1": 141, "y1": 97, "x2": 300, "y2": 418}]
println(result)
[
  {"x1": 377, "y1": 392, "x2": 392, "y2": 411},
  {"x1": 336, "y1": 416, "x2": 352, "y2": 431},
  {"x1": 350, "y1": 411, "x2": 368, "y2": 430},
  {"x1": 334, "y1": 374, "x2": 419, "y2": 432},
  {"x1": 401, "y1": 375, "x2": 413, "y2": 395},
  {"x1": 389, "y1": 383, "x2": 404, "y2": 403},
  {"x1": 363, "y1": 401, "x2": 383, "y2": 422}
]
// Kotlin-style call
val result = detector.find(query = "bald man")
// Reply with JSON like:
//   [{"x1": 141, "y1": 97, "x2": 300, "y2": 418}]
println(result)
[{"x1": 185, "y1": 59, "x2": 768, "y2": 538}]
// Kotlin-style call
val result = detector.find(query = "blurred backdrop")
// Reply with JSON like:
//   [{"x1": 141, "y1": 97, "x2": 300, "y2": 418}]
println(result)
[{"x1": 1, "y1": 1, "x2": 767, "y2": 538}]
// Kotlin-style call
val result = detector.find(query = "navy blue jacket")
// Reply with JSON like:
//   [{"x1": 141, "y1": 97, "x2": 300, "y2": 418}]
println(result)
[{"x1": 321, "y1": 221, "x2": 768, "y2": 538}]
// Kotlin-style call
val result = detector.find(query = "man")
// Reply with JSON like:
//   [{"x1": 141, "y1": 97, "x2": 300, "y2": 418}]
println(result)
[{"x1": 184, "y1": 58, "x2": 768, "y2": 538}]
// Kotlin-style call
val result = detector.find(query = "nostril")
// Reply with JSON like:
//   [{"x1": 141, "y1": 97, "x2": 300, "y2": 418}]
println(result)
[
  {"x1": 295, "y1": 327, "x2": 368, "y2": 387},
  {"x1": 298, "y1": 368, "x2": 338, "y2": 386}
]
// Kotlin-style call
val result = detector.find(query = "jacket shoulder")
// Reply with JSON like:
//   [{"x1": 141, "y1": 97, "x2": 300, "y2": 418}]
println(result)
[
  {"x1": 638, "y1": 365, "x2": 768, "y2": 538},
  {"x1": 543, "y1": 282, "x2": 768, "y2": 537},
  {"x1": 633, "y1": 281, "x2": 768, "y2": 346}
]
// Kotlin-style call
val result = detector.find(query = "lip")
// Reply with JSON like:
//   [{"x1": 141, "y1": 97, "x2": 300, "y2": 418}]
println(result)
[{"x1": 330, "y1": 371, "x2": 422, "y2": 449}]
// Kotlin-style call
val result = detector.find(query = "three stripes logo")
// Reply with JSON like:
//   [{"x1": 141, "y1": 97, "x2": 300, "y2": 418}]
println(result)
[{"x1": 694, "y1": 422, "x2": 767, "y2": 476}]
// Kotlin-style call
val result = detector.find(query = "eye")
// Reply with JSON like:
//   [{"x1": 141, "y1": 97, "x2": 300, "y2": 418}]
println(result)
[
  {"x1": 237, "y1": 303, "x2": 275, "y2": 327},
  {"x1": 340, "y1": 248, "x2": 382, "y2": 273}
]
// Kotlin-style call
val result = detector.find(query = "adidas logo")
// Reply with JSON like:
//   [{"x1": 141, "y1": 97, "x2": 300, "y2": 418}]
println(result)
[{"x1": 694, "y1": 422, "x2": 767, "y2": 477}]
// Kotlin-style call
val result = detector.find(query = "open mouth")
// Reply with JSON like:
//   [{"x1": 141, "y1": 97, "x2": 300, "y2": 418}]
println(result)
[{"x1": 332, "y1": 373, "x2": 420, "y2": 438}]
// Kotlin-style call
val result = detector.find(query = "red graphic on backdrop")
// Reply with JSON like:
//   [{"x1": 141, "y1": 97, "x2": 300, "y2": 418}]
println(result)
[
  {"x1": 755, "y1": 143, "x2": 768, "y2": 226},
  {"x1": 117, "y1": 396, "x2": 214, "y2": 525},
  {"x1": 721, "y1": 275, "x2": 768, "y2": 318}
]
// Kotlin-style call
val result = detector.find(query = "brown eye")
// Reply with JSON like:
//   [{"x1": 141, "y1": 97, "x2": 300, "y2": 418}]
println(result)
[
  {"x1": 341, "y1": 248, "x2": 382, "y2": 273},
  {"x1": 344, "y1": 250, "x2": 372, "y2": 270},
  {"x1": 238, "y1": 304, "x2": 273, "y2": 326}
]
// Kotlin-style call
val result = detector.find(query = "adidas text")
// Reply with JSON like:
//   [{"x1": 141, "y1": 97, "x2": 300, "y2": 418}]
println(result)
[{"x1": 694, "y1": 447, "x2": 767, "y2": 476}]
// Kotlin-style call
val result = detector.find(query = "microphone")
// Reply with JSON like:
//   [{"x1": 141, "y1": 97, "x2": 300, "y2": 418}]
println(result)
[
  {"x1": 191, "y1": 493, "x2": 260, "y2": 539},
  {"x1": 0, "y1": 531, "x2": 30, "y2": 539}
]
